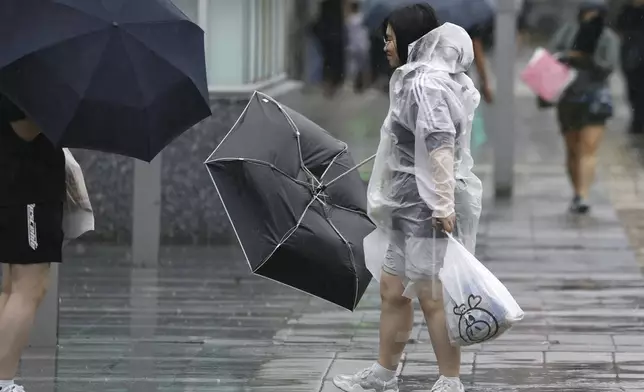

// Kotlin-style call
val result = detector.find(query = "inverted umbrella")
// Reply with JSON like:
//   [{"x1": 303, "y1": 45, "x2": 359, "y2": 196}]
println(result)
[
  {"x1": 205, "y1": 92, "x2": 375, "y2": 311},
  {"x1": 364, "y1": 0, "x2": 495, "y2": 33},
  {"x1": 0, "y1": 0, "x2": 211, "y2": 161}
]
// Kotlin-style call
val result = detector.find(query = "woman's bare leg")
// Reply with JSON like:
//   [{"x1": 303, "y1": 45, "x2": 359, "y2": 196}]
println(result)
[
  {"x1": 378, "y1": 271, "x2": 414, "y2": 370},
  {"x1": 563, "y1": 130, "x2": 582, "y2": 196},
  {"x1": 576, "y1": 125, "x2": 605, "y2": 199},
  {"x1": 0, "y1": 265, "x2": 11, "y2": 315},
  {"x1": 0, "y1": 264, "x2": 50, "y2": 379},
  {"x1": 417, "y1": 282, "x2": 460, "y2": 377}
]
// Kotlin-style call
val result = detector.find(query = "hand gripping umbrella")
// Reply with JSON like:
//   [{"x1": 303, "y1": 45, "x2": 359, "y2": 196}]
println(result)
[
  {"x1": 0, "y1": 0, "x2": 211, "y2": 161},
  {"x1": 205, "y1": 92, "x2": 375, "y2": 311}
]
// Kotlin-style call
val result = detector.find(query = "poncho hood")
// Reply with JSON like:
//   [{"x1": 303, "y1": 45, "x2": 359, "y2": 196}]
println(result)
[{"x1": 406, "y1": 22, "x2": 474, "y2": 74}]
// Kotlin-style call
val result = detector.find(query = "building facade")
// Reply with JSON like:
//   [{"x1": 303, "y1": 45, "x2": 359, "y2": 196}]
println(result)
[
  {"x1": 73, "y1": 0, "x2": 304, "y2": 245},
  {"x1": 173, "y1": 0, "x2": 295, "y2": 93}
]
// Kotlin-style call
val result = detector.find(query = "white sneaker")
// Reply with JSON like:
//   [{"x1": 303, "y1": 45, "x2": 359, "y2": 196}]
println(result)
[
  {"x1": 431, "y1": 375, "x2": 464, "y2": 392},
  {"x1": 333, "y1": 367, "x2": 399, "y2": 392},
  {"x1": 0, "y1": 385, "x2": 25, "y2": 392}
]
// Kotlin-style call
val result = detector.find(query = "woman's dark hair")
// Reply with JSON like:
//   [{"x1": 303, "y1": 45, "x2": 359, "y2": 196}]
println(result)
[
  {"x1": 382, "y1": 3, "x2": 441, "y2": 64},
  {"x1": 573, "y1": 1, "x2": 608, "y2": 54},
  {"x1": 578, "y1": 1, "x2": 608, "y2": 21}
]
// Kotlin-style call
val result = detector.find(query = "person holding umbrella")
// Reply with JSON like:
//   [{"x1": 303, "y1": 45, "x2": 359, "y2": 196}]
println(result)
[
  {"x1": 333, "y1": 4, "x2": 482, "y2": 392},
  {"x1": 0, "y1": 94, "x2": 65, "y2": 392}
]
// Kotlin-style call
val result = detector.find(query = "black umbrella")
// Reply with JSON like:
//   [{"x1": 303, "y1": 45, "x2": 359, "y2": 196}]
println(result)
[
  {"x1": 0, "y1": 0, "x2": 211, "y2": 161},
  {"x1": 363, "y1": 0, "x2": 495, "y2": 33},
  {"x1": 205, "y1": 92, "x2": 375, "y2": 311}
]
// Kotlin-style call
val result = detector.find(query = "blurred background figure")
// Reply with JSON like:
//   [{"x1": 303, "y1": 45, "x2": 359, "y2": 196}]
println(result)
[
  {"x1": 548, "y1": 0, "x2": 620, "y2": 214},
  {"x1": 616, "y1": 0, "x2": 644, "y2": 135},
  {"x1": 345, "y1": 0, "x2": 371, "y2": 93},
  {"x1": 302, "y1": 1, "x2": 324, "y2": 91},
  {"x1": 312, "y1": 0, "x2": 347, "y2": 97},
  {"x1": 468, "y1": 21, "x2": 494, "y2": 104}
]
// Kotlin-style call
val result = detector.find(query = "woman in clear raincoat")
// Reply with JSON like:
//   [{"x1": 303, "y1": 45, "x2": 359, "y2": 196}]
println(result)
[{"x1": 333, "y1": 4, "x2": 482, "y2": 392}]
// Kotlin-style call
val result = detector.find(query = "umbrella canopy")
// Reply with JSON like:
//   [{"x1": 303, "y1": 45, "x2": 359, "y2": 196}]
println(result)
[
  {"x1": 205, "y1": 92, "x2": 375, "y2": 311},
  {"x1": 364, "y1": 0, "x2": 495, "y2": 33},
  {"x1": 0, "y1": 0, "x2": 211, "y2": 161}
]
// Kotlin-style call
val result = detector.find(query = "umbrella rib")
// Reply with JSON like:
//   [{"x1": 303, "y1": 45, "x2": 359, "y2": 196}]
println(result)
[
  {"x1": 319, "y1": 148, "x2": 347, "y2": 181},
  {"x1": 24, "y1": 29, "x2": 113, "y2": 141},
  {"x1": 117, "y1": 20, "x2": 208, "y2": 98},
  {"x1": 44, "y1": 2, "x2": 113, "y2": 24},
  {"x1": 205, "y1": 162, "x2": 254, "y2": 272},
  {"x1": 324, "y1": 154, "x2": 377, "y2": 188},
  {"x1": 4, "y1": 28, "x2": 109, "y2": 67},
  {"x1": 205, "y1": 92, "x2": 256, "y2": 163},
  {"x1": 116, "y1": 29, "x2": 152, "y2": 157},
  {"x1": 209, "y1": 158, "x2": 314, "y2": 189},
  {"x1": 328, "y1": 204, "x2": 371, "y2": 220},
  {"x1": 254, "y1": 192, "x2": 320, "y2": 272},
  {"x1": 257, "y1": 92, "x2": 323, "y2": 188},
  {"x1": 325, "y1": 218, "x2": 361, "y2": 309}
]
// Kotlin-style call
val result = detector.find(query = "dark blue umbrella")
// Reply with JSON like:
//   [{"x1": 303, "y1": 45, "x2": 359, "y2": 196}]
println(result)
[
  {"x1": 364, "y1": 0, "x2": 495, "y2": 33},
  {"x1": 0, "y1": 0, "x2": 211, "y2": 161}
]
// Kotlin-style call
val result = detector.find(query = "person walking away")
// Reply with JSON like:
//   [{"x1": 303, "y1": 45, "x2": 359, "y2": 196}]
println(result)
[
  {"x1": 0, "y1": 94, "x2": 66, "y2": 392},
  {"x1": 312, "y1": 0, "x2": 347, "y2": 97},
  {"x1": 471, "y1": 0, "x2": 529, "y2": 102},
  {"x1": 468, "y1": 21, "x2": 494, "y2": 104},
  {"x1": 548, "y1": 0, "x2": 619, "y2": 214},
  {"x1": 616, "y1": 0, "x2": 644, "y2": 135},
  {"x1": 345, "y1": 1, "x2": 371, "y2": 93},
  {"x1": 333, "y1": 4, "x2": 483, "y2": 392}
]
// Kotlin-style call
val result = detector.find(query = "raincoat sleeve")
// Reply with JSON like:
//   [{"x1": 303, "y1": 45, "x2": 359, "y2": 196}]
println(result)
[
  {"x1": 591, "y1": 30, "x2": 620, "y2": 75},
  {"x1": 547, "y1": 23, "x2": 573, "y2": 54},
  {"x1": 412, "y1": 92, "x2": 456, "y2": 219}
]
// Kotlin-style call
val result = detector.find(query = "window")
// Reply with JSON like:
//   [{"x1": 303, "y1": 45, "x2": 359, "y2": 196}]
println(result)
[{"x1": 172, "y1": 0, "x2": 292, "y2": 90}]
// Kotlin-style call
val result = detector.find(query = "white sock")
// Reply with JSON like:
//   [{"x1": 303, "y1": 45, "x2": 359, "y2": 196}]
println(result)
[
  {"x1": 372, "y1": 362, "x2": 396, "y2": 381},
  {"x1": 0, "y1": 380, "x2": 14, "y2": 389}
]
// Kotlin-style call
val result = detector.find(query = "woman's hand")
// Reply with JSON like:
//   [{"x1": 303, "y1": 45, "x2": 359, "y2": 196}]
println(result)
[
  {"x1": 10, "y1": 119, "x2": 41, "y2": 142},
  {"x1": 433, "y1": 213, "x2": 456, "y2": 233},
  {"x1": 567, "y1": 50, "x2": 586, "y2": 59},
  {"x1": 480, "y1": 83, "x2": 493, "y2": 104}
]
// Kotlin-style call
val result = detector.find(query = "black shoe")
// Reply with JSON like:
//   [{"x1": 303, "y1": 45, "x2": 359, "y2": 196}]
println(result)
[{"x1": 570, "y1": 196, "x2": 590, "y2": 214}]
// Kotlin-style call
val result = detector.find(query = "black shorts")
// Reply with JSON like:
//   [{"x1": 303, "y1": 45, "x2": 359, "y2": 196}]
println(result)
[
  {"x1": 557, "y1": 101, "x2": 607, "y2": 132},
  {"x1": 0, "y1": 202, "x2": 63, "y2": 264}
]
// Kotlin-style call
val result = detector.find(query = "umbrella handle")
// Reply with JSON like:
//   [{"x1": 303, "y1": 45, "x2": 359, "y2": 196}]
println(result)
[{"x1": 322, "y1": 153, "x2": 377, "y2": 189}]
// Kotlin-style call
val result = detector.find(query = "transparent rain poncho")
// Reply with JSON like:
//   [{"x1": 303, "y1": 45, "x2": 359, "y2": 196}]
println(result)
[{"x1": 363, "y1": 23, "x2": 483, "y2": 299}]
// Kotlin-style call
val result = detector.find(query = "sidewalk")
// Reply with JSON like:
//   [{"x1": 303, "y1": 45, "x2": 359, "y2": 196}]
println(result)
[{"x1": 17, "y1": 86, "x2": 644, "y2": 391}]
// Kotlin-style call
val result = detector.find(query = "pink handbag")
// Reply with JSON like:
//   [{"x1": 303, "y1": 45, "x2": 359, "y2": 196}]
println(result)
[{"x1": 520, "y1": 48, "x2": 577, "y2": 103}]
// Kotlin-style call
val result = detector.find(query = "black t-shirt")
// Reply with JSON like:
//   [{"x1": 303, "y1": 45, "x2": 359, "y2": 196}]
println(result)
[{"x1": 0, "y1": 95, "x2": 65, "y2": 206}]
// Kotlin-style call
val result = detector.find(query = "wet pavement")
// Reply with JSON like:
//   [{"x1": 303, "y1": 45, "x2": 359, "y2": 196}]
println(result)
[{"x1": 14, "y1": 63, "x2": 644, "y2": 391}]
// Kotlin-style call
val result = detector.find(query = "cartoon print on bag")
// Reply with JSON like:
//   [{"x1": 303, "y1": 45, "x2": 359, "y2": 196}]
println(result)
[{"x1": 453, "y1": 294, "x2": 499, "y2": 344}]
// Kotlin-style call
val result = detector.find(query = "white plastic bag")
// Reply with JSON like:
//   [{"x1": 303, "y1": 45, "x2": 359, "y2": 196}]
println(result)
[
  {"x1": 439, "y1": 234, "x2": 524, "y2": 346},
  {"x1": 62, "y1": 148, "x2": 94, "y2": 247}
]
